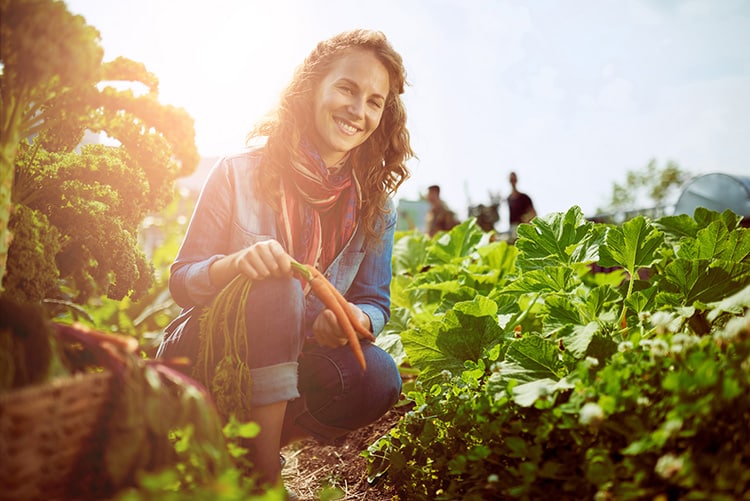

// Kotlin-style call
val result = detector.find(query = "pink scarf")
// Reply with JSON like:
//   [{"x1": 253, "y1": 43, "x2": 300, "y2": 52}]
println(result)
[{"x1": 279, "y1": 146, "x2": 360, "y2": 271}]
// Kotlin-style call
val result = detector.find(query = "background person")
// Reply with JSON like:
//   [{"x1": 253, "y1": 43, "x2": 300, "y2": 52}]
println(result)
[
  {"x1": 507, "y1": 171, "x2": 536, "y2": 242},
  {"x1": 156, "y1": 29, "x2": 413, "y2": 493},
  {"x1": 425, "y1": 184, "x2": 459, "y2": 236}
]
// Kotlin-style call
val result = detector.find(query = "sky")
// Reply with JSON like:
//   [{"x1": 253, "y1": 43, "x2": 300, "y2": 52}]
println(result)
[{"x1": 66, "y1": 0, "x2": 750, "y2": 230}]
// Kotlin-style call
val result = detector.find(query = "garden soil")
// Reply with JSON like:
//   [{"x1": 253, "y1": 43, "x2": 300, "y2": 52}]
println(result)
[{"x1": 281, "y1": 403, "x2": 410, "y2": 500}]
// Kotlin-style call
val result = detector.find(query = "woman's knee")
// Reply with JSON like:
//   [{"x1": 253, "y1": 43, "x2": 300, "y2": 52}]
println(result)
[
  {"x1": 299, "y1": 342, "x2": 402, "y2": 431},
  {"x1": 360, "y1": 343, "x2": 402, "y2": 410}
]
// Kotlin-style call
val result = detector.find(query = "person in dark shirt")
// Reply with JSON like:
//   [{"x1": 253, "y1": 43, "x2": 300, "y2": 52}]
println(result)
[
  {"x1": 426, "y1": 185, "x2": 459, "y2": 236},
  {"x1": 507, "y1": 171, "x2": 536, "y2": 242}
]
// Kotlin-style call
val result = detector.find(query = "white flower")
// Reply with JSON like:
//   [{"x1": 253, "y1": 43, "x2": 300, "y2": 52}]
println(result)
[
  {"x1": 651, "y1": 311, "x2": 680, "y2": 334},
  {"x1": 487, "y1": 474, "x2": 499, "y2": 484},
  {"x1": 670, "y1": 333, "x2": 696, "y2": 354},
  {"x1": 579, "y1": 402, "x2": 605, "y2": 427},
  {"x1": 618, "y1": 341, "x2": 633, "y2": 353},
  {"x1": 650, "y1": 339, "x2": 669, "y2": 357},
  {"x1": 655, "y1": 453, "x2": 684, "y2": 479},
  {"x1": 713, "y1": 314, "x2": 750, "y2": 346},
  {"x1": 584, "y1": 356, "x2": 600, "y2": 368}
]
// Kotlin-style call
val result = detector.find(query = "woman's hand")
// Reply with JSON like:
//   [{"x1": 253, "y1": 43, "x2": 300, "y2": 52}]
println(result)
[
  {"x1": 209, "y1": 239, "x2": 293, "y2": 289},
  {"x1": 231, "y1": 239, "x2": 293, "y2": 280},
  {"x1": 313, "y1": 302, "x2": 372, "y2": 348}
]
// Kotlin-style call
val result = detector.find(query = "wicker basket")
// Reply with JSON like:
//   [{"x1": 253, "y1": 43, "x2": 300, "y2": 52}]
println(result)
[{"x1": 0, "y1": 371, "x2": 115, "y2": 501}]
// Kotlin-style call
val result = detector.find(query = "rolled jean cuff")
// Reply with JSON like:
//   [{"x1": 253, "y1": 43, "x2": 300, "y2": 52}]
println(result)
[{"x1": 249, "y1": 362, "x2": 300, "y2": 406}]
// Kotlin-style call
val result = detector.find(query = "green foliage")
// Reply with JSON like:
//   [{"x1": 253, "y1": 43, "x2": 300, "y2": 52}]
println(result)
[
  {"x1": 1, "y1": 0, "x2": 199, "y2": 304},
  {"x1": 0, "y1": 0, "x2": 104, "y2": 282},
  {"x1": 597, "y1": 158, "x2": 691, "y2": 217},
  {"x1": 367, "y1": 206, "x2": 750, "y2": 500},
  {"x1": 55, "y1": 194, "x2": 191, "y2": 353}
]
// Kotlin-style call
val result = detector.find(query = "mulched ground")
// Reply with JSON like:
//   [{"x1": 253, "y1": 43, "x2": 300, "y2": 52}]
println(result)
[{"x1": 281, "y1": 402, "x2": 411, "y2": 500}]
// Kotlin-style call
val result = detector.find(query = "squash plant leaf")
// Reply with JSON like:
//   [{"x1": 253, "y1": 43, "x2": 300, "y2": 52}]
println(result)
[
  {"x1": 655, "y1": 213, "x2": 700, "y2": 240},
  {"x1": 624, "y1": 285, "x2": 658, "y2": 315},
  {"x1": 501, "y1": 334, "x2": 564, "y2": 382},
  {"x1": 598, "y1": 216, "x2": 664, "y2": 276},
  {"x1": 706, "y1": 284, "x2": 750, "y2": 322},
  {"x1": 543, "y1": 294, "x2": 583, "y2": 332},
  {"x1": 662, "y1": 258, "x2": 750, "y2": 306},
  {"x1": 436, "y1": 298, "x2": 504, "y2": 360},
  {"x1": 693, "y1": 207, "x2": 743, "y2": 231},
  {"x1": 503, "y1": 267, "x2": 578, "y2": 294},
  {"x1": 426, "y1": 219, "x2": 488, "y2": 265},
  {"x1": 679, "y1": 222, "x2": 749, "y2": 263},
  {"x1": 718, "y1": 228, "x2": 750, "y2": 262},
  {"x1": 563, "y1": 321, "x2": 602, "y2": 358},
  {"x1": 475, "y1": 240, "x2": 518, "y2": 279},
  {"x1": 392, "y1": 231, "x2": 430, "y2": 276},
  {"x1": 401, "y1": 295, "x2": 502, "y2": 388},
  {"x1": 584, "y1": 285, "x2": 622, "y2": 319},
  {"x1": 516, "y1": 206, "x2": 599, "y2": 271}
]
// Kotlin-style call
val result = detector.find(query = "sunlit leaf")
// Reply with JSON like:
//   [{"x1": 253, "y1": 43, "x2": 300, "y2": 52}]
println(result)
[
  {"x1": 598, "y1": 216, "x2": 664, "y2": 275},
  {"x1": 516, "y1": 206, "x2": 599, "y2": 271}
]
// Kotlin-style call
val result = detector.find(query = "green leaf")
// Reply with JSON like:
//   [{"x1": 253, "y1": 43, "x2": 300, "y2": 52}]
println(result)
[
  {"x1": 503, "y1": 267, "x2": 578, "y2": 294},
  {"x1": 501, "y1": 335, "x2": 564, "y2": 381},
  {"x1": 598, "y1": 216, "x2": 664, "y2": 274},
  {"x1": 392, "y1": 231, "x2": 430, "y2": 275},
  {"x1": 425, "y1": 219, "x2": 488, "y2": 265},
  {"x1": 584, "y1": 285, "x2": 622, "y2": 319},
  {"x1": 563, "y1": 321, "x2": 601, "y2": 358},
  {"x1": 402, "y1": 296, "x2": 503, "y2": 387},
  {"x1": 706, "y1": 284, "x2": 750, "y2": 322},
  {"x1": 655, "y1": 213, "x2": 700, "y2": 240},
  {"x1": 475, "y1": 239, "x2": 518, "y2": 276},
  {"x1": 663, "y1": 258, "x2": 750, "y2": 305},
  {"x1": 516, "y1": 206, "x2": 599, "y2": 271},
  {"x1": 624, "y1": 285, "x2": 658, "y2": 314},
  {"x1": 511, "y1": 377, "x2": 574, "y2": 407},
  {"x1": 543, "y1": 294, "x2": 583, "y2": 329}
]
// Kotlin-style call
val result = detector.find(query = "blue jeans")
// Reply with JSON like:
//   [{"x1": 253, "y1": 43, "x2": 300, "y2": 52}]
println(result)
[{"x1": 157, "y1": 276, "x2": 402, "y2": 441}]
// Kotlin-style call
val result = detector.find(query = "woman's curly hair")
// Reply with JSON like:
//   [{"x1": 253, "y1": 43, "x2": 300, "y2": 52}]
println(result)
[{"x1": 248, "y1": 29, "x2": 414, "y2": 243}]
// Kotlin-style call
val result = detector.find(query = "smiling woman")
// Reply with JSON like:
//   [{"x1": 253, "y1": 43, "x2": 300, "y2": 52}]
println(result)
[
  {"x1": 311, "y1": 50, "x2": 390, "y2": 167},
  {"x1": 154, "y1": 29, "x2": 414, "y2": 496}
]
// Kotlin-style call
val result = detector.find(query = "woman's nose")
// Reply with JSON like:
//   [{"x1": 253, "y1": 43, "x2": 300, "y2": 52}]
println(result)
[{"x1": 347, "y1": 98, "x2": 365, "y2": 118}]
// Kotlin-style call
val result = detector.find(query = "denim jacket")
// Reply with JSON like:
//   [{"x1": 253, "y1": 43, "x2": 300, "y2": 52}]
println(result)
[{"x1": 167, "y1": 145, "x2": 395, "y2": 337}]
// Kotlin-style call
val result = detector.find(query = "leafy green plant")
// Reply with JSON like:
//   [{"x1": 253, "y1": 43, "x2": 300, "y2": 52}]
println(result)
[
  {"x1": 367, "y1": 206, "x2": 750, "y2": 500},
  {"x1": 1, "y1": 0, "x2": 199, "y2": 304}
]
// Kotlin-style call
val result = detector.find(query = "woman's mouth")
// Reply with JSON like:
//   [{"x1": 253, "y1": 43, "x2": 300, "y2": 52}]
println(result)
[{"x1": 335, "y1": 118, "x2": 359, "y2": 136}]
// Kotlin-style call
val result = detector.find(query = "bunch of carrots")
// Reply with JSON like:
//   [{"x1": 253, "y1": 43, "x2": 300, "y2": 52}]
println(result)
[{"x1": 291, "y1": 259, "x2": 375, "y2": 371}]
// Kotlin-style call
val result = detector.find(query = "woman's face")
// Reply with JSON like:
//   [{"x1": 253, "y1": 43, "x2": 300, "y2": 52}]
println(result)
[{"x1": 311, "y1": 49, "x2": 390, "y2": 167}]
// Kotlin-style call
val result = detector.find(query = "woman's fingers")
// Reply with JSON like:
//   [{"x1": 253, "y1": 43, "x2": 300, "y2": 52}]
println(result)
[
  {"x1": 236, "y1": 240, "x2": 292, "y2": 279},
  {"x1": 312, "y1": 309, "x2": 348, "y2": 347}
]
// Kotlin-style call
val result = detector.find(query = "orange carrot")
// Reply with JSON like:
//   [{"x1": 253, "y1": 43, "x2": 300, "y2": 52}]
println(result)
[
  {"x1": 291, "y1": 260, "x2": 372, "y2": 371},
  {"x1": 308, "y1": 266, "x2": 376, "y2": 343}
]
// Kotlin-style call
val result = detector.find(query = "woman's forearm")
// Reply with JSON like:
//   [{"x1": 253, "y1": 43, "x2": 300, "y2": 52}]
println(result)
[{"x1": 208, "y1": 253, "x2": 241, "y2": 290}]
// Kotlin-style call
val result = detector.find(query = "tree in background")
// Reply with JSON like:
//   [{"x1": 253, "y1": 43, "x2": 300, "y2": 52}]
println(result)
[
  {"x1": 0, "y1": 0, "x2": 199, "y2": 306},
  {"x1": 596, "y1": 158, "x2": 691, "y2": 220}
]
